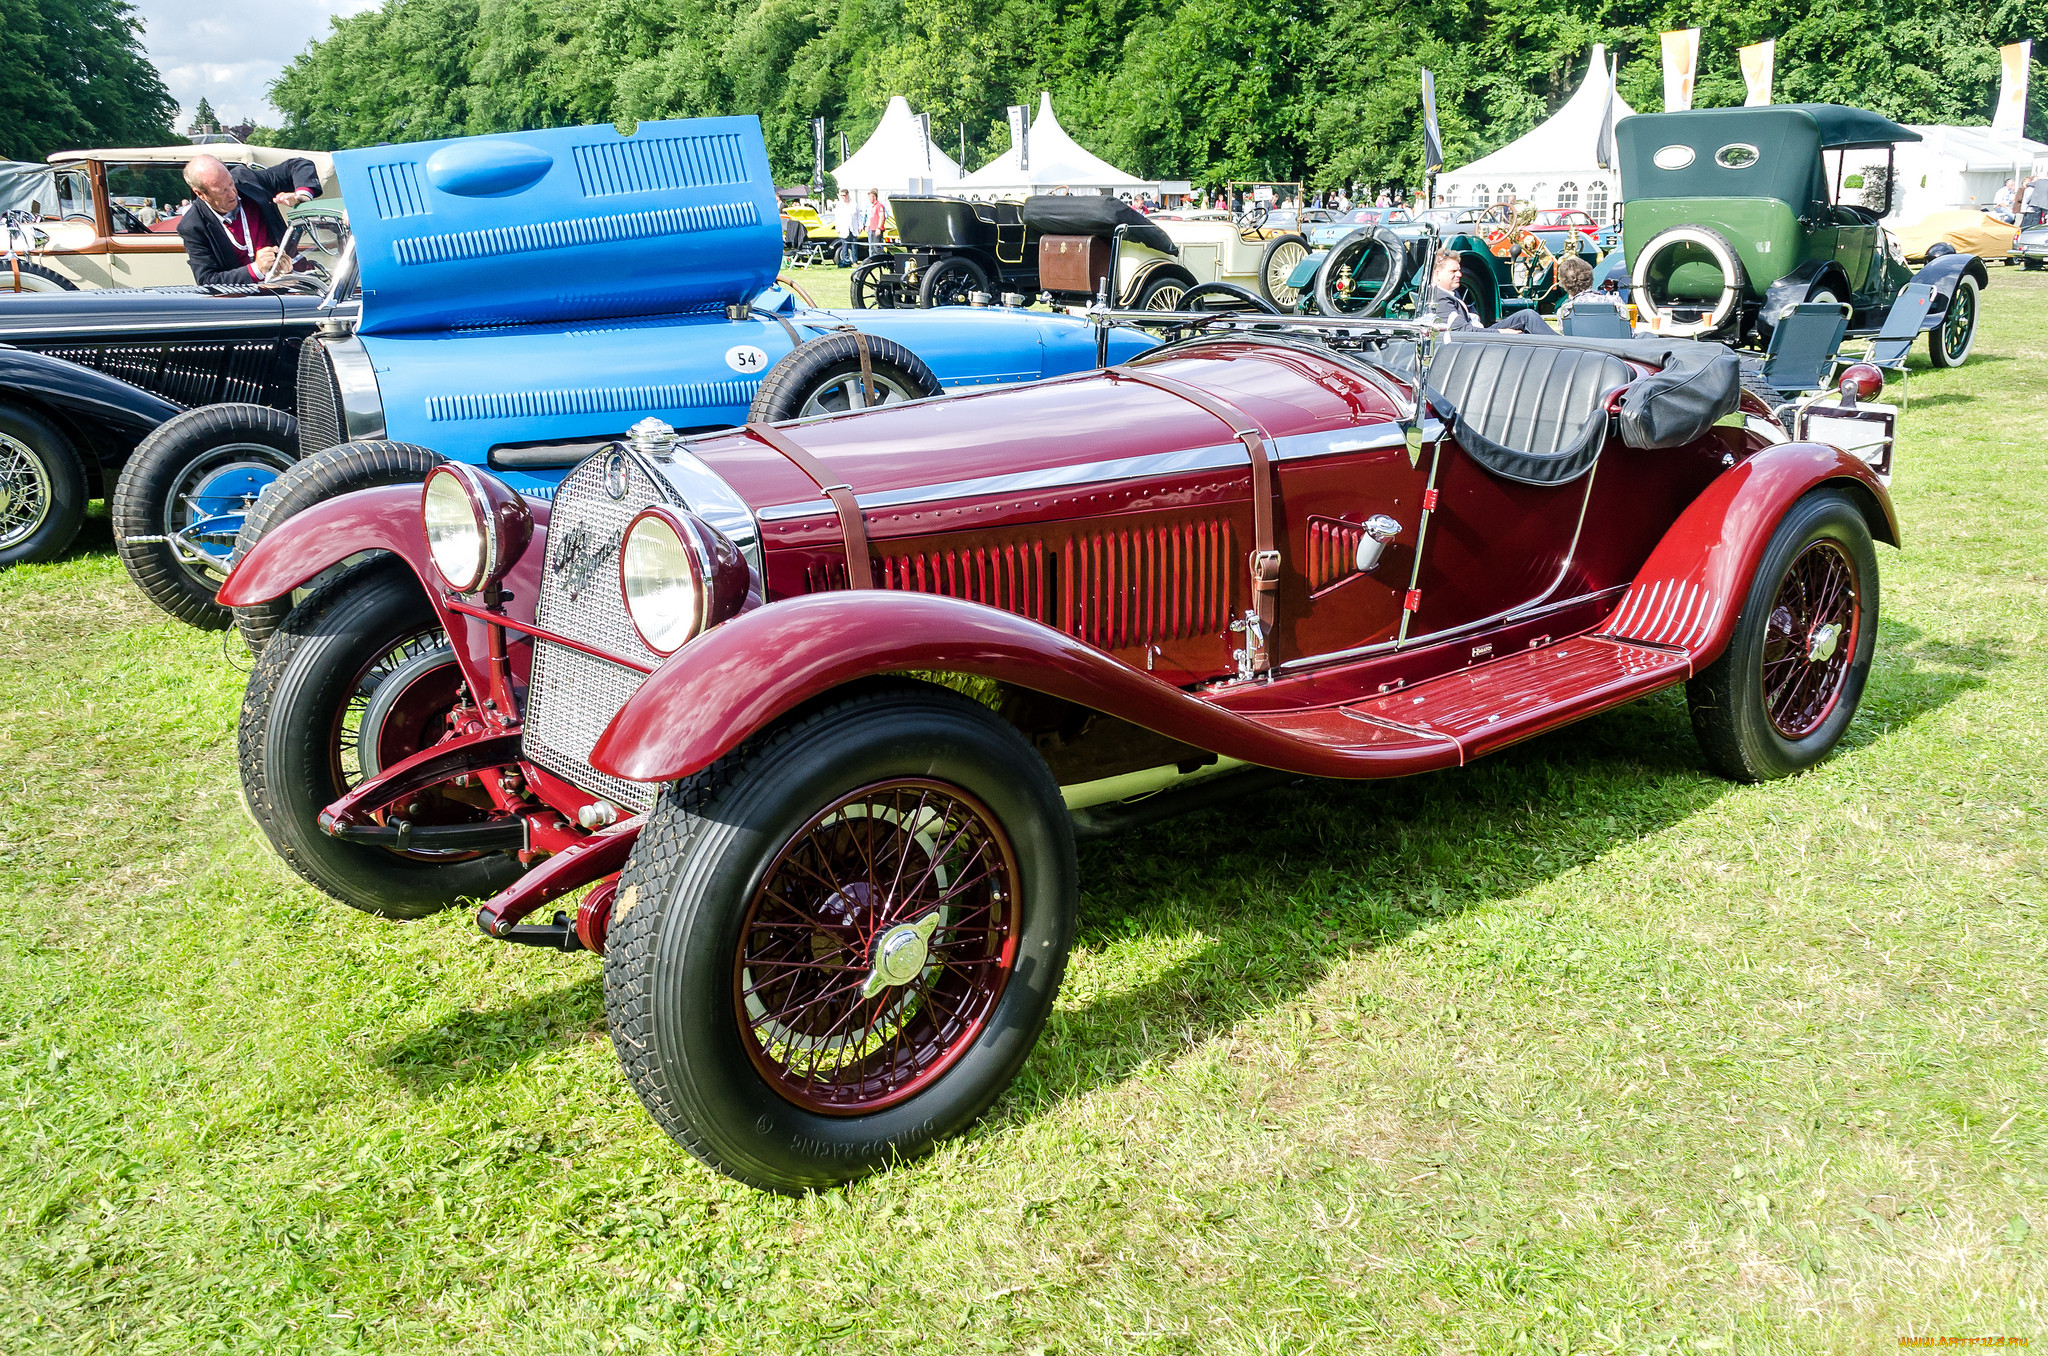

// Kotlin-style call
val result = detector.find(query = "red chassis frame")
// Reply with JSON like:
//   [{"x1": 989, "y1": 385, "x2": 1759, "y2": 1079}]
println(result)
[{"x1": 222, "y1": 438, "x2": 1896, "y2": 948}]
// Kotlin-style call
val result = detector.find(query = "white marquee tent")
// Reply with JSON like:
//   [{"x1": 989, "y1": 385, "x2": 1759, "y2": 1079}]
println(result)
[
  {"x1": 950, "y1": 93, "x2": 1153, "y2": 197},
  {"x1": 831, "y1": 96, "x2": 961, "y2": 197},
  {"x1": 1436, "y1": 45, "x2": 1634, "y2": 219},
  {"x1": 1871, "y1": 124, "x2": 2048, "y2": 221}
]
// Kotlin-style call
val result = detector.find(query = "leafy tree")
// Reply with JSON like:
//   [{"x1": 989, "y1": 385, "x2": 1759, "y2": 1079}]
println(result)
[
  {"x1": 190, "y1": 97, "x2": 221, "y2": 134},
  {"x1": 0, "y1": 0, "x2": 179, "y2": 161}
]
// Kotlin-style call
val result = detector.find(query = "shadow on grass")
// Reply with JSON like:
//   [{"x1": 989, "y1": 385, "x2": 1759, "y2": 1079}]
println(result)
[
  {"x1": 999, "y1": 621, "x2": 2001, "y2": 1119},
  {"x1": 370, "y1": 621, "x2": 1999, "y2": 1113}
]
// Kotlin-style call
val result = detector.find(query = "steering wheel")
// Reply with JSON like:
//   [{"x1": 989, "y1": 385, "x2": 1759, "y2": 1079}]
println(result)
[{"x1": 1236, "y1": 203, "x2": 1270, "y2": 233}]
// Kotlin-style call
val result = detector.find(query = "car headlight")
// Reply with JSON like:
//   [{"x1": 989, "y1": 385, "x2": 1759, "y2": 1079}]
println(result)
[
  {"x1": 621, "y1": 507, "x2": 748, "y2": 655},
  {"x1": 422, "y1": 463, "x2": 532, "y2": 593}
]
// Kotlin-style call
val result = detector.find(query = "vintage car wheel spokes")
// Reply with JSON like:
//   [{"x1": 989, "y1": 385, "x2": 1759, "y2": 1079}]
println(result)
[
  {"x1": 1759, "y1": 540, "x2": 1858, "y2": 741},
  {"x1": 734, "y1": 778, "x2": 1021, "y2": 1116},
  {"x1": 1940, "y1": 283, "x2": 1975, "y2": 358},
  {"x1": 1263, "y1": 238, "x2": 1308, "y2": 307},
  {"x1": 0, "y1": 432, "x2": 53, "y2": 550}
]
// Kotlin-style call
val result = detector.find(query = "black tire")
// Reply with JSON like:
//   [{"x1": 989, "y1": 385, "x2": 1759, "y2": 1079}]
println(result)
[
  {"x1": 1456, "y1": 255, "x2": 1499, "y2": 326},
  {"x1": 1632, "y1": 224, "x2": 1748, "y2": 340},
  {"x1": 1130, "y1": 270, "x2": 1192, "y2": 310},
  {"x1": 1927, "y1": 274, "x2": 1979, "y2": 368},
  {"x1": 1315, "y1": 227, "x2": 1409, "y2": 317},
  {"x1": 849, "y1": 258, "x2": 905, "y2": 310},
  {"x1": 1257, "y1": 232, "x2": 1309, "y2": 308},
  {"x1": 238, "y1": 559, "x2": 525, "y2": 917},
  {"x1": 231, "y1": 440, "x2": 445, "y2": 654},
  {"x1": 1180, "y1": 281, "x2": 1281, "y2": 314},
  {"x1": 1687, "y1": 490, "x2": 1879, "y2": 782},
  {"x1": 0, "y1": 260, "x2": 77, "y2": 292},
  {"x1": 916, "y1": 256, "x2": 990, "y2": 308},
  {"x1": 0, "y1": 401, "x2": 89, "y2": 566},
  {"x1": 603, "y1": 681, "x2": 1078, "y2": 1192},
  {"x1": 747, "y1": 332, "x2": 943, "y2": 422},
  {"x1": 113, "y1": 403, "x2": 298, "y2": 629}
]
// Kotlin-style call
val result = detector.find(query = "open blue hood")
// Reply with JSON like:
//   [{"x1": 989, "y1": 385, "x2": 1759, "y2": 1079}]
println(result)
[{"x1": 334, "y1": 117, "x2": 782, "y2": 336}]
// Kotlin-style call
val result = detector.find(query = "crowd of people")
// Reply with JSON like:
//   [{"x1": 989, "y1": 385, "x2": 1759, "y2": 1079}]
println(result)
[{"x1": 1992, "y1": 174, "x2": 2048, "y2": 227}]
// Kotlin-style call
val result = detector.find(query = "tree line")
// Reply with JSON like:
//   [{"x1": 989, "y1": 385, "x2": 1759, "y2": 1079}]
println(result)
[{"x1": 0, "y1": 0, "x2": 177, "y2": 162}]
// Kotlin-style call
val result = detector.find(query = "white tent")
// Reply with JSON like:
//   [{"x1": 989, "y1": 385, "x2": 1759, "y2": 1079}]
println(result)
[
  {"x1": 1864, "y1": 125, "x2": 2048, "y2": 222},
  {"x1": 831, "y1": 96, "x2": 961, "y2": 198},
  {"x1": 1436, "y1": 45, "x2": 1634, "y2": 219},
  {"x1": 950, "y1": 93, "x2": 1153, "y2": 197}
]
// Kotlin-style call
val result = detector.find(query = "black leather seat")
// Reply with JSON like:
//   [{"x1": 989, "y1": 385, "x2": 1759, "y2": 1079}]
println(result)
[{"x1": 1425, "y1": 339, "x2": 1633, "y2": 485}]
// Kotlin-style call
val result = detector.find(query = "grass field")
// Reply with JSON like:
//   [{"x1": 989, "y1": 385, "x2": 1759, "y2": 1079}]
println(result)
[{"x1": 1, "y1": 272, "x2": 2043, "y2": 1354}]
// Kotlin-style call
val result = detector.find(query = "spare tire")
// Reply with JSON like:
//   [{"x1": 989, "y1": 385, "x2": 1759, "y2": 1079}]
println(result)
[
  {"x1": 1314, "y1": 227, "x2": 1409, "y2": 317},
  {"x1": 230, "y1": 440, "x2": 446, "y2": 654},
  {"x1": 747, "y1": 332, "x2": 943, "y2": 422},
  {"x1": 1632, "y1": 224, "x2": 1748, "y2": 340}
]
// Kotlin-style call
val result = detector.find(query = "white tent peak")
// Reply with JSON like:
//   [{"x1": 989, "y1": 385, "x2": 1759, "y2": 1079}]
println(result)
[
  {"x1": 950, "y1": 91, "x2": 1153, "y2": 196},
  {"x1": 831, "y1": 96, "x2": 961, "y2": 197},
  {"x1": 1436, "y1": 46, "x2": 1634, "y2": 211}
]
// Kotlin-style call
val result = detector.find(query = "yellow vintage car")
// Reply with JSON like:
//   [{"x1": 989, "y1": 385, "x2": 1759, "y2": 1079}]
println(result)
[{"x1": 1894, "y1": 209, "x2": 2019, "y2": 263}]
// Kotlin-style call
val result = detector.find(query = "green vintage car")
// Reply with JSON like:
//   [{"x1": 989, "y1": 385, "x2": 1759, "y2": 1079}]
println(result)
[{"x1": 1617, "y1": 104, "x2": 1986, "y2": 365}]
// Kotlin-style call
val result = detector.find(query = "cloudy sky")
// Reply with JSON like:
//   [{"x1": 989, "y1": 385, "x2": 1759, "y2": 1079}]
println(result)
[{"x1": 132, "y1": 0, "x2": 384, "y2": 128}]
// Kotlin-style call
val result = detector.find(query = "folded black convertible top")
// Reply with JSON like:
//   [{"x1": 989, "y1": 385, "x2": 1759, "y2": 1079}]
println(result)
[{"x1": 1020, "y1": 195, "x2": 1177, "y2": 256}]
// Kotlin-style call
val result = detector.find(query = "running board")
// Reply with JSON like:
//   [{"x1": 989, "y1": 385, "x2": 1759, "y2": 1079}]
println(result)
[{"x1": 1240, "y1": 636, "x2": 1693, "y2": 770}]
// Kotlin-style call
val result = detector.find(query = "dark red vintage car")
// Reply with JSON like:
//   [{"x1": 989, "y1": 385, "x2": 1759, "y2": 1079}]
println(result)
[{"x1": 221, "y1": 316, "x2": 1896, "y2": 1191}]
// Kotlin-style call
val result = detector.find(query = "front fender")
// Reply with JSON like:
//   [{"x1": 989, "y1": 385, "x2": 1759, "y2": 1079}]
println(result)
[
  {"x1": 0, "y1": 346, "x2": 179, "y2": 468},
  {"x1": 587, "y1": 592, "x2": 1455, "y2": 786},
  {"x1": 1907, "y1": 252, "x2": 1990, "y2": 328},
  {"x1": 1602, "y1": 441, "x2": 1897, "y2": 662},
  {"x1": 215, "y1": 483, "x2": 432, "y2": 607}
]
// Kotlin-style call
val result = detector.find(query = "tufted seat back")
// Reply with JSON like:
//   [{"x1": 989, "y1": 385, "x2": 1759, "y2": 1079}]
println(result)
[{"x1": 1423, "y1": 340, "x2": 1634, "y2": 485}]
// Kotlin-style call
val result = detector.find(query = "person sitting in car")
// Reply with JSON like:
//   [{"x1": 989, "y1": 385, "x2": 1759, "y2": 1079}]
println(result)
[
  {"x1": 1427, "y1": 251, "x2": 1551, "y2": 333},
  {"x1": 177, "y1": 154, "x2": 323, "y2": 285}
]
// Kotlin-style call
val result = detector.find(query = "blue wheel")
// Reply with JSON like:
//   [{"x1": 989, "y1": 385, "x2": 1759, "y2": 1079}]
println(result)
[{"x1": 114, "y1": 403, "x2": 298, "y2": 629}]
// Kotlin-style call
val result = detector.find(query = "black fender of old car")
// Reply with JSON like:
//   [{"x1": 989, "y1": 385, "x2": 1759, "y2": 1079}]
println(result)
[
  {"x1": 1758, "y1": 259, "x2": 1854, "y2": 328},
  {"x1": 583, "y1": 440, "x2": 1899, "y2": 789},
  {"x1": 1904, "y1": 251, "x2": 1990, "y2": 329},
  {"x1": 0, "y1": 346, "x2": 181, "y2": 493}
]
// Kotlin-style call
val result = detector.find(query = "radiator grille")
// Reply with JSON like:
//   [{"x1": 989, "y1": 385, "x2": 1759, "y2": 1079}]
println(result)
[
  {"x1": 1306, "y1": 515, "x2": 1366, "y2": 594},
  {"x1": 296, "y1": 338, "x2": 345, "y2": 453},
  {"x1": 522, "y1": 449, "x2": 679, "y2": 813}
]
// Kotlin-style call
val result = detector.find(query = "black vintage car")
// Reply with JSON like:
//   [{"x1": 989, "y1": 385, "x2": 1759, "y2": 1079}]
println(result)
[
  {"x1": 854, "y1": 195, "x2": 1197, "y2": 310},
  {"x1": 0, "y1": 210, "x2": 351, "y2": 614}
]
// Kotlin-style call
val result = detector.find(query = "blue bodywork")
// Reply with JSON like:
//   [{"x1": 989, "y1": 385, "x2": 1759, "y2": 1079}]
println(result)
[{"x1": 329, "y1": 118, "x2": 1155, "y2": 498}]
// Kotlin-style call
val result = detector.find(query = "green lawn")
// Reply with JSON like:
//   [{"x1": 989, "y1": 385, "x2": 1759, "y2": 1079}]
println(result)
[{"x1": 1, "y1": 273, "x2": 2043, "y2": 1355}]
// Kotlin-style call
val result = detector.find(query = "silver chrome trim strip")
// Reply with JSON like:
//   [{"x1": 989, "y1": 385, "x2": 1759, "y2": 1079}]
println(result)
[
  {"x1": 321, "y1": 331, "x2": 387, "y2": 441},
  {"x1": 751, "y1": 419, "x2": 1446, "y2": 523},
  {"x1": 0, "y1": 316, "x2": 297, "y2": 336},
  {"x1": 645, "y1": 446, "x2": 764, "y2": 582}
]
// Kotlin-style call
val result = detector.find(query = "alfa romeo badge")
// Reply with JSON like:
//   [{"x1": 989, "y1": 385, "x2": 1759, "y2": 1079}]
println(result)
[{"x1": 603, "y1": 448, "x2": 630, "y2": 501}]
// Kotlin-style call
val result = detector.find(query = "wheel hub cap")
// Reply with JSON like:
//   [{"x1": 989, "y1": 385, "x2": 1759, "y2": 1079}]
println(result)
[
  {"x1": 862, "y1": 910, "x2": 942, "y2": 998},
  {"x1": 1807, "y1": 621, "x2": 1843, "y2": 664}
]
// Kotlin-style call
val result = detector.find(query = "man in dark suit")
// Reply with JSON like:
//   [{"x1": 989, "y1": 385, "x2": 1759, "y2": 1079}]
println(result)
[{"x1": 177, "y1": 154, "x2": 323, "y2": 285}]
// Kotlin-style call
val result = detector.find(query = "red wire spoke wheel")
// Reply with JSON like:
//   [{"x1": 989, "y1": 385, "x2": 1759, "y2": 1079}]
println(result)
[
  {"x1": 734, "y1": 779, "x2": 1021, "y2": 1115},
  {"x1": 1687, "y1": 490, "x2": 1880, "y2": 782},
  {"x1": 1759, "y1": 540, "x2": 1859, "y2": 741}
]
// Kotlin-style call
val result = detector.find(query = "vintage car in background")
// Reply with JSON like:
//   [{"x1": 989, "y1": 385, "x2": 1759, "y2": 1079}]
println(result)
[
  {"x1": 0, "y1": 204, "x2": 350, "y2": 567},
  {"x1": 1892, "y1": 209, "x2": 2018, "y2": 263},
  {"x1": 1300, "y1": 202, "x2": 1593, "y2": 323},
  {"x1": 20, "y1": 145, "x2": 340, "y2": 291},
  {"x1": 118, "y1": 119, "x2": 1152, "y2": 639},
  {"x1": 2012, "y1": 221, "x2": 2048, "y2": 269},
  {"x1": 221, "y1": 310, "x2": 1898, "y2": 1191},
  {"x1": 1617, "y1": 104, "x2": 1986, "y2": 362},
  {"x1": 851, "y1": 196, "x2": 1299, "y2": 312}
]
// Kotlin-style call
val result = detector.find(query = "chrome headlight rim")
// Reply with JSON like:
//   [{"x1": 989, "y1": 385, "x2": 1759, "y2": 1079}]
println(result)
[
  {"x1": 620, "y1": 506, "x2": 713, "y2": 656},
  {"x1": 421, "y1": 462, "x2": 532, "y2": 594}
]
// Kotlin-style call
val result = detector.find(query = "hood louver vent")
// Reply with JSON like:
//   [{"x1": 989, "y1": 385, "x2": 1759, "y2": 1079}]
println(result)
[{"x1": 1307, "y1": 515, "x2": 1368, "y2": 595}]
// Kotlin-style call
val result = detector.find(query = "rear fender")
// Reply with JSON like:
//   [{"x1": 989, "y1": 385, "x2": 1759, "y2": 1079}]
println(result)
[
  {"x1": 1760, "y1": 260, "x2": 1849, "y2": 324},
  {"x1": 1600, "y1": 441, "x2": 1897, "y2": 664},
  {"x1": 587, "y1": 592, "x2": 1455, "y2": 786}
]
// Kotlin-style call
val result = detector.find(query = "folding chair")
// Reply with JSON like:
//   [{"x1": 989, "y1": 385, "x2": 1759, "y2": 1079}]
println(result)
[
  {"x1": 1863, "y1": 282, "x2": 1935, "y2": 369},
  {"x1": 1560, "y1": 298, "x2": 1633, "y2": 339},
  {"x1": 1757, "y1": 301, "x2": 1851, "y2": 399}
]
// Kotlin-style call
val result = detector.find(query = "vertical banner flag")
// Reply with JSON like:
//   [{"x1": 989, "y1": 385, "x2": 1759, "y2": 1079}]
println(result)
[
  {"x1": 1740, "y1": 39, "x2": 1775, "y2": 106},
  {"x1": 1420, "y1": 68, "x2": 1444, "y2": 174},
  {"x1": 960, "y1": 123, "x2": 968, "y2": 170},
  {"x1": 1662, "y1": 28, "x2": 1700, "y2": 111},
  {"x1": 838, "y1": 132, "x2": 849, "y2": 163},
  {"x1": 811, "y1": 117, "x2": 826, "y2": 196},
  {"x1": 917, "y1": 113, "x2": 932, "y2": 172},
  {"x1": 1595, "y1": 53, "x2": 1619, "y2": 170},
  {"x1": 1993, "y1": 40, "x2": 2032, "y2": 136},
  {"x1": 1007, "y1": 104, "x2": 1029, "y2": 172}
]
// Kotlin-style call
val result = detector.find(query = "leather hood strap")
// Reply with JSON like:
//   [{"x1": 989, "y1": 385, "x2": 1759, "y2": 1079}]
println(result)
[
  {"x1": 744, "y1": 421, "x2": 873, "y2": 590},
  {"x1": 1110, "y1": 366, "x2": 1281, "y2": 668}
]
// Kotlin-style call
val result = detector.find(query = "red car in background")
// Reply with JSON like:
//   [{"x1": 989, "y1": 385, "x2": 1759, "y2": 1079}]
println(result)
[{"x1": 223, "y1": 313, "x2": 1897, "y2": 1192}]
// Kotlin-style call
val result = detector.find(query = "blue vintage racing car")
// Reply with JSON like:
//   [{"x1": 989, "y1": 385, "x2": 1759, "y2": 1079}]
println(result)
[{"x1": 120, "y1": 116, "x2": 1154, "y2": 634}]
